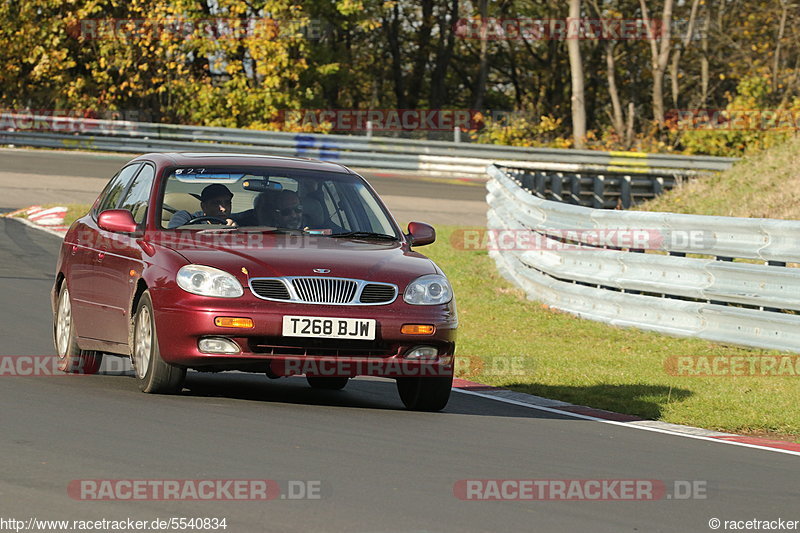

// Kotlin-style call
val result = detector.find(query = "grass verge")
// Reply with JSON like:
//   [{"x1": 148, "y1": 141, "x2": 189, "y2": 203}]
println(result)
[
  {"x1": 636, "y1": 134, "x2": 800, "y2": 219},
  {"x1": 424, "y1": 226, "x2": 800, "y2": 442}
]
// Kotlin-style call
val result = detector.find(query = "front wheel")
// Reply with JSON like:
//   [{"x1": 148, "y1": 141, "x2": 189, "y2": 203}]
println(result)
[
  {"x1": 53, "y1": 284, "x2": 102, "y2": 374},
  {"x1": 132, "y1": 291, "x2": 185, "y2": 394},
  {"x1": 396, "y1": 375, "x2": 453, "y2": 411}
]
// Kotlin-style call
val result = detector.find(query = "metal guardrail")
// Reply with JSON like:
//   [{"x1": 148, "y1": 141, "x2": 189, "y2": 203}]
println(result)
[
  {"x1": 0, "y1": 113, "x2": 736, "y2": 178},
  {"x1": 501, "y1": 165, "x2": 680, "y2": 208},
  {"x1": 487, "y1": 163, "x2": 800, "y2": 352}
]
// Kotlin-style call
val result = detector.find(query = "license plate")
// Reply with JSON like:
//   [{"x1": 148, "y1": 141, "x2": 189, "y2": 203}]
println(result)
[{"x1": 282, "y1": 316, "x2": 376, "y2": 340}]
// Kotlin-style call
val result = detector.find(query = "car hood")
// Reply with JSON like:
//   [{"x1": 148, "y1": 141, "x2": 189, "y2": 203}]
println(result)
[{"x1": 157, "y1": 231, "x2": 440, "y2": 282}]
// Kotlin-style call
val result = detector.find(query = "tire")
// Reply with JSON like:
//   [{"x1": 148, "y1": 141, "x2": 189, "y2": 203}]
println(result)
[
  {"x1": 132, "y1": 290, "x2": 185, "y2": 394},
  {"x1": 306, "y1": 376, "x2": 349, "y2": 390},
  {"x1": 396, "y1": 375, "x2": 453, "y2": 411},
  {"x1": 53, "y1": 284, "x2": 103, "y2": 374}
]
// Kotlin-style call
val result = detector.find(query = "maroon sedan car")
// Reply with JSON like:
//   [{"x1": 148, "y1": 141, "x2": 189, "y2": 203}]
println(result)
[{"x1": 52, "y1": 153, "x2": 457, "y2": 410}]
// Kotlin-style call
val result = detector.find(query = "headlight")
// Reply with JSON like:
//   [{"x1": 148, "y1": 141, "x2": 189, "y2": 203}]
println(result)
[
  {"x1": 403, "y1": 274, "x2": 453, "y2": 305},
  {"x1": 177, "y1": 265, "x2": 243, "y2": 298}
]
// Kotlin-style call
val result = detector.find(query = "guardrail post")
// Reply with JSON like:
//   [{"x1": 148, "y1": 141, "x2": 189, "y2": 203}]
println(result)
[
  {"x1": 592, "y1": 175, "x2": 605, "y2": 208},
  {"x1": 550, "y1": 172, "x2": 563, "y2": 202},
  {"x1": 517, "y1": 171, "x2": 534, "y2": 192},
  {"x1": 620, "y1": 175, "x2": 632, "y2": 209},
  {"x1": 534, "y1": 171, "x2": 546, "y2": 197},
  {"x1": 569, "y1": 174, "x2": 581, "y2": 204},
  {"x1": 454, "y1": 126, "x2": 461, "y2": 143},
  {"x1": 366, "y1": 120, "x2": 373, "y2": 139},
  {"x1": 763, "y1": 262, "x2": 785, "y2": 312},
  {"x1": 653, "y1": 176, "x2": 664, "y2": 196}
]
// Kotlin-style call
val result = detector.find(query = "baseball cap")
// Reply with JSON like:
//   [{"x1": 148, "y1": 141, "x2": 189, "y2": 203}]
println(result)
[{"x1": 200, "y1": 184, "x2": 234, "y2": 202}]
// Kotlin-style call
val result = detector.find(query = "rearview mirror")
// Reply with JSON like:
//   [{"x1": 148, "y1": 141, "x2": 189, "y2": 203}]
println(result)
[
  {"x1": 242, "y1": 178, "x2": 283, "y2": 193},
  {"x1": 406, "y1": 221, "x2": 436, "y2": 246},
  {"x1": 97, "y1": 209, "x2": 138, "y2": 233}
]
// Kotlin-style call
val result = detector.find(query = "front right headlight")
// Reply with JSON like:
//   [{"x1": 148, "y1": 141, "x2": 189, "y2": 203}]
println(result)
[
  {"x1": 177, "y1": 265, "x2": 244, "y2": 298},
  {"x1": 403, "y1": 274, "x2": 453, "y2": 305}
]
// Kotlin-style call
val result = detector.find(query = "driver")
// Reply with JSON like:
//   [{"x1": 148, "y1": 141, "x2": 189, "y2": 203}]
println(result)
[{"x1": 168, "y1": 184, "x2": 237, "y2": 228}]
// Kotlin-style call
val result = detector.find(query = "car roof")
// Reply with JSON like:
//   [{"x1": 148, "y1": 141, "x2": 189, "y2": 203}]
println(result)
[{"x1": 131, "y1": 152, "x2": 355, "y2": 174}]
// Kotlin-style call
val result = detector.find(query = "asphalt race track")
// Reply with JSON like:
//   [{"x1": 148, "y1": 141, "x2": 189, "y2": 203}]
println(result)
[
  {"x1": 0, "y1": 148, "x2": 487, "y2": 226},
  {"x1": 0, "y1": 150, "x2": 799, "y2": 532}
]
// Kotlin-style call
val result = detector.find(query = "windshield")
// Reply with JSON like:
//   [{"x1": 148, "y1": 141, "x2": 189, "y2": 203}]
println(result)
[{"x1": 159, "y1": 166, "x2": 399, "y2": 237}]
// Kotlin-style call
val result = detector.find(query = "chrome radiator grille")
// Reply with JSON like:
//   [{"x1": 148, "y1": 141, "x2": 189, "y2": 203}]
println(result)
[
  {"x1": 291, "y1": 277, "x2": 358, "y2": 304},
  {"x1": 249, "y1": 277, "x2": 398, "y2": 305}
]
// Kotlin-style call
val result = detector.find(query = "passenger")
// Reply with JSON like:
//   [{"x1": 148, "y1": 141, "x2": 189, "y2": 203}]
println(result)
[{"x1": 255, "y1": 190, "x2": 304, "y2": 229}]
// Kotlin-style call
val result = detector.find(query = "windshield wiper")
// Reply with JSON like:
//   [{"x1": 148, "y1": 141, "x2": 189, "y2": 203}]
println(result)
[{"x1": 329, "y1": 231, "x2": 399, "y2": 241}]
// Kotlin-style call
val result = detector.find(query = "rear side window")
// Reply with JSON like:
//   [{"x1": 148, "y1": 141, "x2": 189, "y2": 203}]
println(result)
[
  {"x1": 119, "y1": 164, "x2": 155, "y2": 225},
  {"x1": 95, "y1": 163, "x2": 142, "y2": 214}
]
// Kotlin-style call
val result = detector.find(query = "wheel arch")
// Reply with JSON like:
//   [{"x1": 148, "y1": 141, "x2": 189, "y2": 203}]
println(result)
[
  {"x1": 53, "y1": 272, "x2": 66, "y2": 311},
  {"x1": 128, "y1": 279, "x2": 149, "y2": 349}
]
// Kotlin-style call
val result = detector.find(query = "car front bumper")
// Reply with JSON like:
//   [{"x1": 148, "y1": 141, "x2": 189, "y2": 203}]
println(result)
[{"x1": 150, "y1": 287, "x2": 457, "y2": 378}]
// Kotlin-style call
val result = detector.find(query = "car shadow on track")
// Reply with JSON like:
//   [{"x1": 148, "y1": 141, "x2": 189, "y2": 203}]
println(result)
[
  {"x1": 94, "y1": 360, "x2": 651, "y2": 420},
  {"x1": 176, "y1": 371, "x2": 577, "y2": 419},
  {"x1": 498, "y1": 382, "x2": 693, "y2": 421},
  {"x1": 181, "y1": 371, "x2": 404, "y2": 411}
]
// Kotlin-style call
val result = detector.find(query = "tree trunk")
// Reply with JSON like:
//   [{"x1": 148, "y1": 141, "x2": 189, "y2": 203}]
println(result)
[
  {"x1": 407, "y1": 0, "x2": 435, "y2": 110},
  {"x1": 625, "y1": 102, "x2": 635, "y2": 148},
  {"x1": 605, "y1": 42, "x2": 624, "y2": 138},
  {"x1": 700, "y1": 6, "x2": 710, "y2": 107},
  {"x1": 640, "y1": 0, "x2": 674, "y2": 126},
  {"x1": 568, "y1": 0, "x2": 587, "y2": 148},
  {"x1": 430, "y1": 0, "x2": 459, "y2": 109},
  {"x1": 384, "y1": 4, "x2": 407, "y2": 109},
  {"x1": 670, "y1": 0, "x2": 701, "y2": 107},
  {"x1": 773, "y1": 0, "x2": 789, "y2": 94},
  {"x1": 472, "y1": 0, "x2": 489, "y2": 110}
]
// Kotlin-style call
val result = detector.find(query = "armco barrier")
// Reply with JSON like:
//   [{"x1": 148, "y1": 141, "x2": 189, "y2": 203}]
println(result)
[
  {"x1": 487, "y1": 163, "x2": 800, "y2": 352},
  {"x1": 0, "y1": 113, "x2": 735, "y2": 183}
]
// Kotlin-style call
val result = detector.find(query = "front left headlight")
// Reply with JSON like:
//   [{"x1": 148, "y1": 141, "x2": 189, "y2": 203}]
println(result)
[
  {"x1": 177, "y1": 265, "x2": 244, "y2": 298},
  {"x1": 403, "y1": 274, "x2": 453, "y2": 305}
]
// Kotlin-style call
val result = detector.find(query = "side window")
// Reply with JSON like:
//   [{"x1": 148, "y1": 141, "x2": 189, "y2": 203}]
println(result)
[
  {"x1": 119, "y1": 164, "x2": 155, "y2": 225},
  {"x1": 95, "y1": 163, "x2": 142, "y2": 214}
]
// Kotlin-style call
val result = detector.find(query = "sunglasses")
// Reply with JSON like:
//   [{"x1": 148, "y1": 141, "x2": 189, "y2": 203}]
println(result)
[{"x1": 276, "y1": 205, "x2": 303, "y2": 216}]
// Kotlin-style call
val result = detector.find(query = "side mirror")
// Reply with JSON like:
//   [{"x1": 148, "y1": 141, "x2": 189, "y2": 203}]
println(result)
[
  {"x1": 97, "y1": 209, "x2": 138, "y2": 233},
  {"x1": 406, "y1": 221, "x2": 436, "y2": 246}
]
